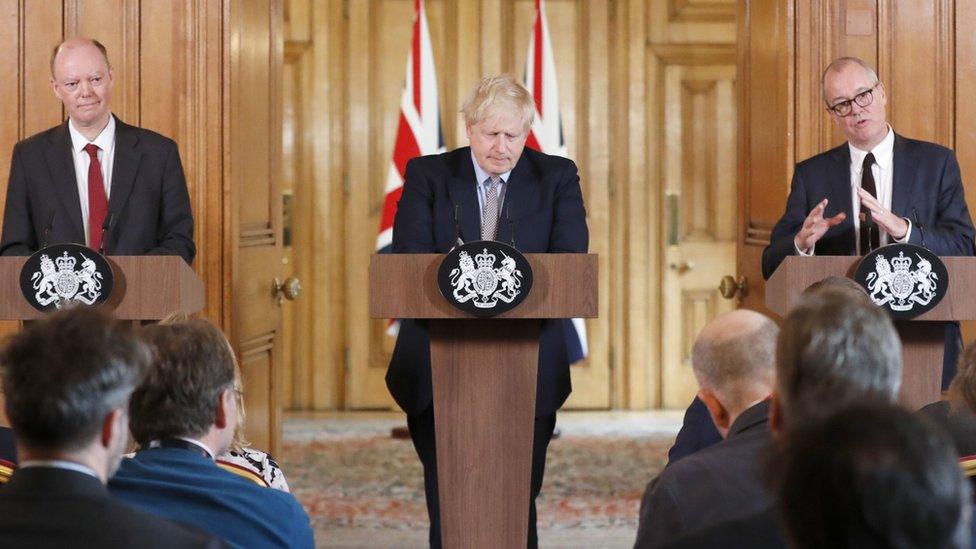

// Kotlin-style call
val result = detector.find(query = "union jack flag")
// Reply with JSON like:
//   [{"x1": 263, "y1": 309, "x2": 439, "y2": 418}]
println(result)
[
  {"x1": 523, "y1": 0, "x2": 588, "y2": 362},
  {"x1": 377, "y1": 0, "x2": 444, "y2": 335}
]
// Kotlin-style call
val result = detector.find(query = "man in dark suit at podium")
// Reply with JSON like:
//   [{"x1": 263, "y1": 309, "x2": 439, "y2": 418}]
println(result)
[
  {"x1": 0, "y1": 37, "x2": 195, "y2": 264},
  {"x1": 762, "y1": 56, "x2": 976, "y2": 386},
  {"x1": 388, "y1": 74, "x2": 588, "y2": 548}
]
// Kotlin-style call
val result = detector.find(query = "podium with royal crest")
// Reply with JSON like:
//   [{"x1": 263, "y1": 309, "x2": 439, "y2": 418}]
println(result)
[
  {"x1": 370, "y1": 251, "x2": 597, "y2": 549},
  {"x1": 766, "y1": 251, "x2": 976, "y2": 409}
]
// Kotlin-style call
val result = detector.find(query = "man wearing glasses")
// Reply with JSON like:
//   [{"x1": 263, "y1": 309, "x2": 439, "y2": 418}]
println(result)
[{"x1": 762, "y1": 56, "x2": 976, "y2": 386}]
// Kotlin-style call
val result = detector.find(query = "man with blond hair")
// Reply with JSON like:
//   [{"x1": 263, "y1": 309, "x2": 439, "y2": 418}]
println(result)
[{"x1": 388, "y1": 74, "x2": 588, "y2": 547}]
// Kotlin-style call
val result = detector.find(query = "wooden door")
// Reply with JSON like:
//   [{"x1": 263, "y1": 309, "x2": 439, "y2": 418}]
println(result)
[{"x1": 228, "y1": 0, "x2": 285, "y2": 455}]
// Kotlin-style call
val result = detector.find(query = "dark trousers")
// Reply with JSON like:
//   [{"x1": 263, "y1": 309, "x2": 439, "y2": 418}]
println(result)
[{"x1": 407, "y1": 404, "x2": 557, "y2": 549}]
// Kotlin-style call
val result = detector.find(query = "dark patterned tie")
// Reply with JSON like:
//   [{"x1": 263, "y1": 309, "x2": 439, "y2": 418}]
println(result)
[
  {"x1": 481, "y1": 176, "x2": 500, "y2": 241},
  {"x1": 83, "y1": 143, "x2": 109, "y2": 252},
  {"x1": 859, "y1": 152, "x2": 880, "y2": 253}
]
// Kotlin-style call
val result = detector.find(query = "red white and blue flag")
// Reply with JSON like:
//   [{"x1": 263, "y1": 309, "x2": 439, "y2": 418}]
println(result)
[
  {"x1": 376, "y1": 0, "x2": 444, "y2": 335},
  {"x1": 523, "y1": 0, "x2": 588, "y2": 362},
  {"x1": 376, "y1": 0, "x2": 445, "y2": 254}
]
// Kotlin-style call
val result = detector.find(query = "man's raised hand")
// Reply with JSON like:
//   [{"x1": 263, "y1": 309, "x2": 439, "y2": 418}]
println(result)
[{"x1": 794, "y1": 199, "x2": 846, "y2": 253}]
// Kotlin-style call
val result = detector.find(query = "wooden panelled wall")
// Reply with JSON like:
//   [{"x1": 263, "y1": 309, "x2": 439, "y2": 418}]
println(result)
[
  {"x1": 738, "y1": 0, "x2": 976, "y2": 344},
  {"x1": 282, "y1": 0, "x2": 738, "y2": 410}
]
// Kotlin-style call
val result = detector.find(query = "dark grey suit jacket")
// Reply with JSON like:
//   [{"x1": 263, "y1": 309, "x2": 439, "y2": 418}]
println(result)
[
  {"x1": 0, "y1": 116, "x2": 195, "y2": 263},
  {"x1": 0, "y1": 466, "x2": 223, "y2": 548},
  {"x1": 635, "y1": 400, "x2": 773, "y2": 548}
]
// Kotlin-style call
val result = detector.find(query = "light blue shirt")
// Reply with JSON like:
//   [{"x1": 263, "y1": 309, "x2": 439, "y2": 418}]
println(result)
[{"x1": 471, "y1": 152, "x2": 511, "y2": 228}]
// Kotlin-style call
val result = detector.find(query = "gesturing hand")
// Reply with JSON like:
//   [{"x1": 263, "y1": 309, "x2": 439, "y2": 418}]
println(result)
[
  {"x1": 794, "y1": 199, "x2": 846, "y2": 253},
  {"x1": 856, "y1": 187, "x2": 909, "y2": 240}
]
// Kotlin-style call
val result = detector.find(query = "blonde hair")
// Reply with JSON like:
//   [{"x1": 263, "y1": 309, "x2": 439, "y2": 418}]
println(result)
[{"x1": 460, "y1": 74, "x2": 534, "y2": 132}]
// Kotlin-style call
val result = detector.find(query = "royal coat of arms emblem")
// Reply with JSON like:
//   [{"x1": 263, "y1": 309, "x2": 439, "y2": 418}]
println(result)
[
  {"x1": 437, "y1": 241, "x2": 533, "y2": 317},
  {"x1": 19, "y1": 244, "x2": 115, "y2": 311},
  {"x1": 853, "y1": 244, "x2": 948, "y2": 320}
]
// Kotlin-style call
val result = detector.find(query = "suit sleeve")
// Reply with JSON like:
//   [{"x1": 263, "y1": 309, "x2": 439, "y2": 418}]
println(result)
[
  {"x1": 145, "y1": 141, "x2": 196, "y2": 264},
  {"x1": 634, "y1": 476, "x2": 684, "y2": 548},
  {"x1": 0, "y1": 143, "x2": 38, "y2": 256},
  {"x1": 904, "y1": 151, "x2": 976, "y2": 256},
  {"x1": 547, "y1": 160, "x2": 588, "y2": 253},
  {"x1": 391, "y1": 158, "x2": 437, "y2": 253},
  {"x1": 762, "y1": 167, "x2": 815, "y2": 279}
]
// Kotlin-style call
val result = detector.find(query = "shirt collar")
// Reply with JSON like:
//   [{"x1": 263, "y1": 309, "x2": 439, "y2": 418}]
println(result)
[
  {"x1": 19, "y1": 460, "x2": 100, "y2": 479},
  {"x1": 147, "y1": 437, "x2": 217, "y2": 460},
  {"x1": 849, "y1": 124, "x2": 894, "y2": 174},
  {"x1": 68, "y1": 115, "x2": 116, "y2": 155},
  {"x1": 470, "y1": 151, "x2": 512, "y2": 186}
]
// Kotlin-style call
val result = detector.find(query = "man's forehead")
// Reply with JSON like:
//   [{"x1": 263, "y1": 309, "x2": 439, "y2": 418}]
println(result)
[
  {"x1": 53, "y1": 45, "x2": 108, "y2": 76},
  {"x1": 825, "y1": 66, "x2": 875, "y2": 101},
  {"x1": 474, "y1": 113, "x2": 526, "y2": 133}
]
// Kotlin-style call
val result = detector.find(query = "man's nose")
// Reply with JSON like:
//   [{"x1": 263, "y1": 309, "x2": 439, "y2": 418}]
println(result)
[
  {"x1": 78, "y1": 81, "x2": 92, "y2": 96},
  {"x1": 492, "y1": 135, "x2": 507, "y2": 151}
]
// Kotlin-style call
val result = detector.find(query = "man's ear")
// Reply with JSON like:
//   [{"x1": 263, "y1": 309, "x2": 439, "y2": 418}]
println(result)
[
  {"x1": 100, "y1": 408, "x2": 125, "y2": 448},
  {"x1": 698, "y1": 389, "x2": 731, "y2": 432},
  {"x1": 769, "y1": 392, "x2": 782, "y2": 436},
  {"x1": 214, "y1": 388, "x2": 232, "y2": 430}
]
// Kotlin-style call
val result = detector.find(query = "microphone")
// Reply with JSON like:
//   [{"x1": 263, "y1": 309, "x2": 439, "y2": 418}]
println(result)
[
  {"x1": 41, "y1": 211, "x2": 56, "y2": 249},
  {"x1": 99, "y1": 212, "x2": 114, "y2": 255},
  {"x1": 913, "y1": 207, "x2": 925, "y2": 249},
  {"x1": 507, "y1": 203, "x2": 518, "y2": 249},
  {"x1": 453, "y1": 204, "x2": 464, "y2": 248}
]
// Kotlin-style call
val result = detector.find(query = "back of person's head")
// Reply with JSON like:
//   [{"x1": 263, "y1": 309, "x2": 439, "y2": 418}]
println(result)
[
  {"x1": 777, "y1": 403, "x2": 971, "y2": 549},
  {"x1": 692, "y1": 309, "x2": 779, "y2": 413},
  {"x1": 801, "y1": 275, "x2": 869, "y2": 299},
  {"x1": 130, "y1": 318, "x2": 236, "y2": 446},
  {"x1": 0, "y1": 308, "x2": 148, "y2": 452},
  {"x1": 950, "y1": 341, "x2": 976, "y2": 414},
  {"x1": 776, "y1": 287, "x2": 901, "y2": 428}
]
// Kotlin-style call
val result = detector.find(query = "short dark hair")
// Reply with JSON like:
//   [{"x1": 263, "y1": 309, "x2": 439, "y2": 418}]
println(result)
[
  {"x1": 50, "y1": 38, "x2": 111, "y2": 76},
  {"x1": 776, "y1": 287, "x2": 902, "y2": 427},
  {"x1": 130, "y1": 319, "x2": 235, "y2": 445},
  {"x1": 777, "y1": 403, "x2": 971, "y2": 549},
  {"x1": 0, "y1": 308, "x2": 148, "y2": 451}
]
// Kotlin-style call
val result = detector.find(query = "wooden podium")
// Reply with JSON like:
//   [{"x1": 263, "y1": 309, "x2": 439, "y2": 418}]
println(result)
[
  {"x1": 370, "y1": 253, "x2": 597, "y2": 548},
  {"x1": 766, "y1": 256, "x2": 976, "y2": 409},
  {"x1": 0, "y1": 256, "x2": 204, "y2": 320}
]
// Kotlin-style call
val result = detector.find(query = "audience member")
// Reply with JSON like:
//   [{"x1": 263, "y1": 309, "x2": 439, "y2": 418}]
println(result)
[
  {"x1": 0, "y1": 308, "x2": 222, "y2": 548},
  {"x1": 635, "y1": 310, "x2": 778, "y2": 547},
  {"x1": 778, "y1": 403, "x2": 971, "y2": 549},
  {"x1": 920, "y1": 341, "x2": 976, "y2": 457},
  {"x1": 108, "y1": 318, "x2": 313, "y2": 548},
  {"x1": 661, "y1": 286, "x2": 903, "y2": 548},
  {"x1": 159, "y1": 312, "x2": 290, "y2": 491}
]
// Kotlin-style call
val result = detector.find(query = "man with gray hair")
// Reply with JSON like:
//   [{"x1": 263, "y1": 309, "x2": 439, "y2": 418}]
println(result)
[
  {"x1": 388, "y1": 74, "x2": 588, "y2": 547},
  {"x1": 761, "y1": 56, "x2": 975, "y2": 386},
  {"x1": 661, "y1": 286, "x2": 905, "y2": 548},
  {"x1": 634, "y1": 309, "x2": 779, "y2": 547}
]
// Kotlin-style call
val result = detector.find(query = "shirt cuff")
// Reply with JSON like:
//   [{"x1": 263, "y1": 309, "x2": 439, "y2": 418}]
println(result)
[
  {"x1": 894, "y1": 218, "x2": 913, "y2": 243},
  {"x1": 795, "y1": 241, "x2": 815, "y2": 256}
]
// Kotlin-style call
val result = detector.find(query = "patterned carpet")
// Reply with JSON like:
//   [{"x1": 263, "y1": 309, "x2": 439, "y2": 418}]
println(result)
[{"x1": 280, "y1": 412, "x2": 681, "y2": 548}]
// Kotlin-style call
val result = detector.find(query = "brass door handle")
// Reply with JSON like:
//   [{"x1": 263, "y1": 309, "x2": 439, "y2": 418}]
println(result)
[
  {"x1": 273, "y1": 277, "x2": 302, "y2": 304},
  {"x1": 669, "y1": 261, "x2": 695, "y2": 273},
  {"x1": 719, "y1": 275, "x2": 748, "y2": 300}
]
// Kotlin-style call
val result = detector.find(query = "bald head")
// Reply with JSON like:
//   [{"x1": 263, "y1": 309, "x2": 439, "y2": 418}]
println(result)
[
  {"x1": 692, "y1": 310, "x2": 779, "y2": 413},
  {"x1": 51, "y1": 38, "x2": 110, "y2": 77}
]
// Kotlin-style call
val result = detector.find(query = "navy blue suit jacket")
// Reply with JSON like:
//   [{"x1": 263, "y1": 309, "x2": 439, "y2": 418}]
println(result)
[
  {"x1": 0, "y1": 116, "x2": 196, "y2": 264},
  {"x1": 109, "y1": 447, "x2": 313, "y2": 549},
  {"x1": 762, "y1": 134, "x2": 975, "y2": 279},
  {"x1": 387, "y1": 146, "x2": 589, "y2": 417}
]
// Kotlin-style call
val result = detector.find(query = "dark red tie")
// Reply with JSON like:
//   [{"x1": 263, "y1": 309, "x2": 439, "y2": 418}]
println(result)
[{"x1": 83, "y1": 143, "x2": 109, "y2": 252}]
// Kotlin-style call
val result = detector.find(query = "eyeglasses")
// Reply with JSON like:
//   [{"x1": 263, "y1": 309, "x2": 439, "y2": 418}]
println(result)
[{"x1": 826, "y1": 84, "x2": 879, "y2": 117}]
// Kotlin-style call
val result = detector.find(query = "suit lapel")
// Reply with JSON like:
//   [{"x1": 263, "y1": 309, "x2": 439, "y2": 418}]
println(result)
[
  {"x1": 44, "y1": 122, "x2": 85, "y2": 240},
  {"x1": 891, "y1": 134, "x2": 916, "y2": 217},
  {"x1": 447, "y1": 148, "x2": 482, "y2": 243},
  {"x1": 495, "y1": 153, "x2": 537, "y2": 247},
  {"x1": 108, "y1": 117, "x2": 141, "y2": 221},
  {"x1": 826, "y1": 144, "x2": 856, "y2": 254}
]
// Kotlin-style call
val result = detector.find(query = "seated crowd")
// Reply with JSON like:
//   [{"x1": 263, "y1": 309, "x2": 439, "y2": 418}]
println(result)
[
  {"x1": 0, "y1": 308, "x2": 313, "y2": 548},
  {"x1": 637, "y1": 279, "x2": 976, "y2": 548}
]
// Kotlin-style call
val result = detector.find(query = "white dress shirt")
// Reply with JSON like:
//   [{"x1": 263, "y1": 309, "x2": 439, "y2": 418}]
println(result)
[
  {"x1": 798, "y1": 126, "x2": 911, "y2": 255},
  {"x1": 67, "y1": 116, "x2": 116, "y2": 246}
]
